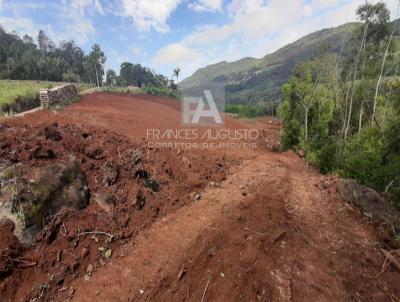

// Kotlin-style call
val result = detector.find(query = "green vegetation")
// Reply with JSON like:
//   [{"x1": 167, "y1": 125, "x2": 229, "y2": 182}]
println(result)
[
  {"x1": 279, "y1": 2, "x2": 400, "y2": 208},
  {"x1": 0, "y1": 80, "x2": 92, "y2": 114},
  {"x1": 142, "y1": 86, "x2": 179, "y2": 99},
  {"x1": 93, "y1": 86, "x2": 143, "y2": 94},
  {"x1": 114, "y1": 62, "x2": 172, "y2": 88},
  {"x1": 225, "y1": 102, "x2": 276, "y2": 118},
  {"x1": 0, "y1": 25, "x2": 177, "y2": 111},
  {"x1": 0, "y1": 27, "x2": 107, "y2": 85},
  {"x1": 88, "y1": 85, "x2": 179, "y2": 100},
  {"x1": 180, "y1": 23, "x2": 360, "y2": 104}
]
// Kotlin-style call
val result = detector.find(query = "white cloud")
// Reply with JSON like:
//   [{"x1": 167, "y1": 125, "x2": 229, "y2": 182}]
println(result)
[
  {"x1": 0, "y1": 16, "x2": 39, "y2": 37},
  {"x1": 0, "y1": 0, "x2": 100, "y2": 45},
  {"x1": 188, "y1": 0, "x2": 223, "y2": 12},
  {"x1": 64, "y1": 18, "x2": 96, "y2": 44},
  {"x1": 70, "y1": 0, "x2": 104, "y2": 15},
  {"x1": 120, "y1": 0, "x2": 181, "y2": 32},
  {"x1": 308, "y1": 0, "x2": 339, "y2": 11},
  {"x1": 153, "y1": 43, "x2": 199, "y2": 66},
  {"x1": 132, "y1": 47, "x2": 141, "y2": 55},
  {"x1": 56, "y1": 0, "x2": 102, "y2": 44},
  {"x1": 303, "y1": 4, "x2": 313, "y2": 17},
  {"x1": 152, "y1": 0, "x2": 400, "y2": 79}
]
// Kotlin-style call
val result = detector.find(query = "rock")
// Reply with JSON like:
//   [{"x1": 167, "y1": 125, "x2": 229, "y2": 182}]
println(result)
[
  {"x1": 86, "y1": 264, "x2": 94, "y2": 275},
  {"x1": 10, "y1": 160, "x2": 89, "y2": 232},
  {"x1": 81, "y1": 248, "x2": 89, "y2": 258},
  {"x1": 298, "y1": 150, "x2": 305, "y2": 158},
  {"x1": 337, "y1": 179, "x2": 399, "y2": 224},
  {"x1": 190, "y1": 191, "x2": 201, "y2": 201}
]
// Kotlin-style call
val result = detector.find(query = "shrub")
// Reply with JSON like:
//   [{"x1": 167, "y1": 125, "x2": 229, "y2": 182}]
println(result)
[
  {"x1": 224, "y1": 104, "x2": 266, "y2": 118},
  {"x1": 142, "y1": 86, "x2": 179, "y2": 99}
]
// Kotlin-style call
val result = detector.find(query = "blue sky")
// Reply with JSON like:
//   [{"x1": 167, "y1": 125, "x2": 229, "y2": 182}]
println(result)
[{"x1": 0, "y1": 0, "x2": 399, "y2": 80}]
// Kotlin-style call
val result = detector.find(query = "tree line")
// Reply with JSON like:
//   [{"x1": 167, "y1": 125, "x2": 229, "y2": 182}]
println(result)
[
  {"x1": 279, "y1": 2, "x2": 400, "y2": 208},
  {"x1": 0, "y1": 26, "x2": 178, "y2": 89},
  {"x1": 0, "y1": 27, "x2": 107, "y2": 85}
]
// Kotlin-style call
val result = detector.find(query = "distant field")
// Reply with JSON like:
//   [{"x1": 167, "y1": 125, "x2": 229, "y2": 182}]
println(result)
[
  {"x1": 0, "y1": 80, "x2": 94, "y2": 114},
  {"x1": 0, "y1": 80, "x2": 93, "y2": 106}
]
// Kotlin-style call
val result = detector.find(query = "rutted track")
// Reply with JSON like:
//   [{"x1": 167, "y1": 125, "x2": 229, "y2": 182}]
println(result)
[{"x1": 1, "y1": 93, "x2": 399, "y2": 301}]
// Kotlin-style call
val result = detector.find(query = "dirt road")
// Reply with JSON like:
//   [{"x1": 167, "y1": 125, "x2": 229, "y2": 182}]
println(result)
[
  {"x1": 70, "y1": 152, "x2": 397, "y2": 302},
  {"x1": 1, "y1": 93, "x2": 399, "y2": 301}
]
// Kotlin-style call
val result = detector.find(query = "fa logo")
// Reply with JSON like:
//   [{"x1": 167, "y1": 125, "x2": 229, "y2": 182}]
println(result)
[{"x1": 182, "y1": 90, "x2": 223, "y2": 125}]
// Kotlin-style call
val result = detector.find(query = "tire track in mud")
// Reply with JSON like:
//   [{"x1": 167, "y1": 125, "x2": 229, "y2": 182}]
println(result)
[
  {"x1": 70, "y1": 154, "x2": 291, "y2": 301},
  {"x1": 69, "y1": 152, "x2": 387, "y2": 302}
]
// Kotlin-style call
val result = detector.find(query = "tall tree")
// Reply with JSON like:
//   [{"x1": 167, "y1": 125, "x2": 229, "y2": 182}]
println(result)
[
  {"x1": 173, "y1": 67, "x2": 181, "y2": 83},
  {"x1": 106, "y1": 69, "x2": 117, "y2": 86},
  {"x1": 88, "y1": 44, "x2": 106, "y2": 87}
]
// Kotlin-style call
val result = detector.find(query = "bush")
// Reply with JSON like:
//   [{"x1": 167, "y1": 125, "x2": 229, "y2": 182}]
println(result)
[
  {"x1": 224, "y1": 104, "x2": 266, "y2": 118},
  {"x1": 142, "y1": 86, "x2": 179, "y2": 99},
  {"x1": 281, "y1": 120, "x2": 301, "y2": 150},
  {"x1": 339, "y1": 126, "x2": 400, "y2": 208}
]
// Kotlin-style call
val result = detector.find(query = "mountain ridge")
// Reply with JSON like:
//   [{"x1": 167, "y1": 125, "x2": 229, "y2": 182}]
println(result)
[{"x1": 180, "y1": 22, "x2": 361, "y2": 104}]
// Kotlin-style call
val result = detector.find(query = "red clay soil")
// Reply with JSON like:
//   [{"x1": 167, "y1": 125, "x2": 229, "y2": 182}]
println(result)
[{"x1": 0, "y1": 93, "x2": 399, "y2": 301}]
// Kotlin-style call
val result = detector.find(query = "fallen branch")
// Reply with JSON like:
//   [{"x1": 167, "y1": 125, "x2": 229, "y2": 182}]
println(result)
[
  {"x1": 200, "y1": 276, "x2": 211, "y2": 302},
  {"x1": 265, "y1": 230, "x2": 287, "y2": 251},
  {"x1": 15, "y1": 262, "x2": 37, "y2": 268},
  {"x1": 294, "y1": 226, "x2": 310, "y2": 245},
  {"x1": 383, "y1": 250, "x2": 400, "y2": 272},
  {"x1": 78, "y1": 231, "x2": 114, "y2": 239},
  {"x1": 244, "y1": 226, "x2": 268, "y2": 236}
]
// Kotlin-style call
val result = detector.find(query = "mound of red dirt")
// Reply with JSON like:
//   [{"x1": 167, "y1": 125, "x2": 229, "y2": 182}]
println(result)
[{"x1": 0, "y1": 121, "x2": 233, "y2": 301}]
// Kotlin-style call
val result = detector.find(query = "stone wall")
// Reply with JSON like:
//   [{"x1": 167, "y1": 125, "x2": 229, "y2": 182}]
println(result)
[{"x1": 40, "y1": 83, "x2": 78, "y2": 108}]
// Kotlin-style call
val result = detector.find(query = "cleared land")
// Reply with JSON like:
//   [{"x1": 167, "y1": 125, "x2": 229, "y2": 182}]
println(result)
[{"x1": 0, "y1": 93, "x2": 399, "y2": 301}]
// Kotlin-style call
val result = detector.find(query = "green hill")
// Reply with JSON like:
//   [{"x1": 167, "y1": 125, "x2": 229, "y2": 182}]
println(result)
[{"x1": 180, "y1": 22, "x2": 360, "y2": 104}]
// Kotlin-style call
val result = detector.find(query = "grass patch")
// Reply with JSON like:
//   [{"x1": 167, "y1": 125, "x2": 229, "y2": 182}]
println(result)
[
  {"x1": 97, "y1": 86, "x2": 144, "y2": 94},
  {"x1": 0, "y1": 80, "x2": 93, "y2": 115},
  {"x1": 224, "y1": 103, "x2": 267, "y2": 118},
  {"x1": 142, "y1": 86, "x2": 180, "y2": 99},
  {"x1": 93, "y1": 86, "x2": 180, "y2": 99}
]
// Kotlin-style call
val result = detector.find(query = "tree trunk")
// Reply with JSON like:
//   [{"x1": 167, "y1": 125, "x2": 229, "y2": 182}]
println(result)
[
  {"x1": 304, "y1": 107, "x2": 309, "y2": 141},
  {"x1": 372, "y1": 1, "x2": 399, "y2": 126},
  {"x1": 358, "y1": 101, "x2": 364, "y2": 133},
  {"x1": 345, "y1": 20, "x2": 368, "y2": 142},
  {"x1": 95, "y1": 63, "x2": 100, "y2": 87}
]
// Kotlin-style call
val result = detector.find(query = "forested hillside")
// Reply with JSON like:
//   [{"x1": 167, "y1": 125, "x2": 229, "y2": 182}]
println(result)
[
  {"x1": 180, "y1": 23, "x2": 360, "y2": 106},
  {"x1": 279, "y1": 2, "x2": 400, "y2": 209}
]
